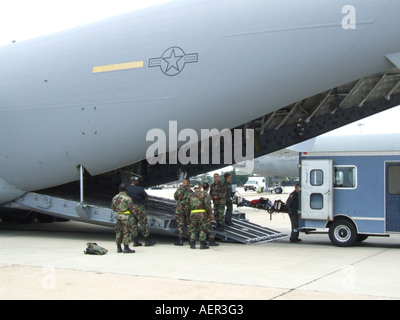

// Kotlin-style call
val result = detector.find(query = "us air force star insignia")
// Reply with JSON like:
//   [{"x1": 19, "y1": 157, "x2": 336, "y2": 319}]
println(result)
[{"x1": 149, "y1": 47, "x2": 198, "y2": 76}]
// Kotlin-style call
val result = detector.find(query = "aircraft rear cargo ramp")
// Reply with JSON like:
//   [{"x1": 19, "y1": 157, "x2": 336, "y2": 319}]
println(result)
[{"x1": 4, "y1": 193, "x2": 288, "y2": 244}]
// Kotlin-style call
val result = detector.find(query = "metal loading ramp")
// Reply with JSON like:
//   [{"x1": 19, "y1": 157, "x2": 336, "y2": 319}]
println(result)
[
  {"x1": 147, "y1": 198, "x2": 288, "y2": 244},
  {"x1": 5, "y1": 193, "x2": 288, "y2": 244},
  {"x1": 213, "y1": 216, "x2": 288, "y2": 244}
]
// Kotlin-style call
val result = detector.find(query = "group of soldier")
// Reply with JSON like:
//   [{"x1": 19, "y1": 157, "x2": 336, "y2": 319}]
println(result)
[
  {"x1": 111, "y1": 172, "x2": 233, "y2": 253},
  {"x1": 174, "y1": 173, "x2": 233, "y2": 250}
]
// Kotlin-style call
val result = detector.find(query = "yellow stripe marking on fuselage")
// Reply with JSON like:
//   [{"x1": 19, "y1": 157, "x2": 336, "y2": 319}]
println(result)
[{"x1": 93, "y1": 61, "x2": 144, "y2": 73}]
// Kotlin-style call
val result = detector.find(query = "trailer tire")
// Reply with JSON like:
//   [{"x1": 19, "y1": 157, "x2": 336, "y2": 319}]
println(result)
[
  {"x1": 275, "y1": 187, "x2": 283, "y2": 194},
  {"x1": 329, "y1": 219, "x2": 357, "y2": 247}
]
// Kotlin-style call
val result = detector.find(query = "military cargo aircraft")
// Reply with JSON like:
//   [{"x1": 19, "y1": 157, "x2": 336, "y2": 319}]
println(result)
[{"x1": 1, "y1": 0, "x2": 400, "y2": 226}]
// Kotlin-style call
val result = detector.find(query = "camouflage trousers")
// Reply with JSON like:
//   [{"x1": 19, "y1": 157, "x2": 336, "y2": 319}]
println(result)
[
  {"x1": 213, "y1": 203, "x2": 226, "y2": 225},
  {"x1": 115, "y1": 214, "x2": 136, "y2": 245},
  {"x1": 189, "y1": 212, "x2": 208, "y2": 242},
  {"x1": 176, "y1": 208, "x2": 191, "y2": 238},
  {"x1": 134, "y1": 204, "x2": 150, "y2": 238},
  {"x1": 205, "y1": 212, "x2": 215, "y2": 241}
]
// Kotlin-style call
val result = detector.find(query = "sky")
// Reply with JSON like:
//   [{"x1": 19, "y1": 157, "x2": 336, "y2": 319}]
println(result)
[
  {"x1": 0, "y1": 0, "x2": 173, "y2": 46},
  {"x1": 324, "y1": 106, "x2": 400, "y2": 136},
  {"x1": 1, "y1": 0, "x2": 399, "y2": 136}
]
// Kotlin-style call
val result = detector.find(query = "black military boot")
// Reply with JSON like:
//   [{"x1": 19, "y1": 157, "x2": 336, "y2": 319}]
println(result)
[
  {"x1": 123, "y1": 245, "x2": 135, "y2": 254},
  {"x1": 133, "y1": 237, "x2": 142, "y2": 247},
  {"x1": 190, "y1": 241, "x2": 196, "y2": 249},
  {"x1": 200, "y1": 241, "x2": 209, "y2": 249},
  {"x1": 145, "y1": 238, "x2": 156, "y2": 247},
  {"x1": 117, "y1": 243, "x2": 123, "y2": 253},
  {"x1": 174, "y1": 237, "x2": 184, "y2": 246}
]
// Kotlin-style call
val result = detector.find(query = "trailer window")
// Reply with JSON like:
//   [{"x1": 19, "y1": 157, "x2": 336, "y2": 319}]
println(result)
[
  {"x1": 388, "y1": 166, "x2": 400, "y2": 195},
  {"x1": 310, "y1": 170, "x2": 323, "y2": 186},
  {"x1": 310, "y1": 193, "x2": 323, "y2": 210},
  {"x1": 334, "y1": 166, "x2": 356, "y2": 189}
]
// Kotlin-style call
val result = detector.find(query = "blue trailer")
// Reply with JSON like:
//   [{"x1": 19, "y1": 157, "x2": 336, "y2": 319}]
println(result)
[{"x1": 299, "y1": 151, "x2": 400, "y2": 247}]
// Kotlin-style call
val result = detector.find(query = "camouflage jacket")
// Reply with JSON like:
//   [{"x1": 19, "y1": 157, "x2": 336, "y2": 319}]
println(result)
[
  {"x1": 111, "y1": 192, "x2": 135, "y2": 214},
  {"x1": 210, "y1": 181, "x2": 227, "y2": 204},
  {"x1": 174, "y1": 186, "x2": 193, "y2": 211},
  {"x1": 202, "y1": 190, "x2": 213, "y2": 217},
  {"x1": 188, "y1": 190, "x2": 211, "y2": 213}
]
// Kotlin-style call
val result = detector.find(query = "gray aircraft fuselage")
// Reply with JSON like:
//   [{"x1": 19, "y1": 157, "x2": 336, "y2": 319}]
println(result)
[{"x1": 1, "y1": 0, "x2": 400, "y2": 204}]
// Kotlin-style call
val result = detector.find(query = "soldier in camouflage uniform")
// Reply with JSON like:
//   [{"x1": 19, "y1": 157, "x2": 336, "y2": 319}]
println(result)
[
  {"x1": 111, "y1": 183, "x2": 136, "y2": 254},
  {"x1": 173, "y1": 178, "x2": 193, "y2": 246},
  {"x1": 210, "y1": 173, "x2": 227, "y2": 231},
  {"x1": 202, "y1": 183, "x2": 219, "y2": 246},
  {"x1": 188, "y1": 184, "x2": 210, "y2": 249}
]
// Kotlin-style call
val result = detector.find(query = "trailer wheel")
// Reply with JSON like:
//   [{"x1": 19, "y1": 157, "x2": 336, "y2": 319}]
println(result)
[
  {"x1": 275, "y1": 187, "x2": 283, "y2": 194},
  {"x1": 329, "y1": 219, "x2": 357, "y2": 247}
]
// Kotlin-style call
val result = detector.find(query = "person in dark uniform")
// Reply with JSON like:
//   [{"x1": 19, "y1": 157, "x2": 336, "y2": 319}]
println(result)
[
  {"x1": 286, "y1": 184, "x2": 301, "y2": 243},
  {"x1": 127, "y1": 177, "x2": 156, "y2": 247},
  {"x1": 224, "y1": 173, "x2": 233, "y2": 226}
]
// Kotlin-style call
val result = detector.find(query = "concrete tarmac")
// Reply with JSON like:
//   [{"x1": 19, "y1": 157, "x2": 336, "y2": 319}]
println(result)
[{"x1": 1, "y1": 188, "x2": 400, "y2": 300}]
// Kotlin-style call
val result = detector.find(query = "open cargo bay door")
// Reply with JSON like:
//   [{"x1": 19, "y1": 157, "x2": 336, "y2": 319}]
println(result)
[{"x1": 300, "y1": 159, "x2": 334, "y2": 221}]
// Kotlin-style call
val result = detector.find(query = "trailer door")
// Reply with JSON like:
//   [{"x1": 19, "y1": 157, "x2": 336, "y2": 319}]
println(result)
[
  {"x1": 386, "y1": 162, "x2": 400, "y2": 232},
  {"x1": 301, "y1": 159, "x2": 333, "y2": 221}
]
